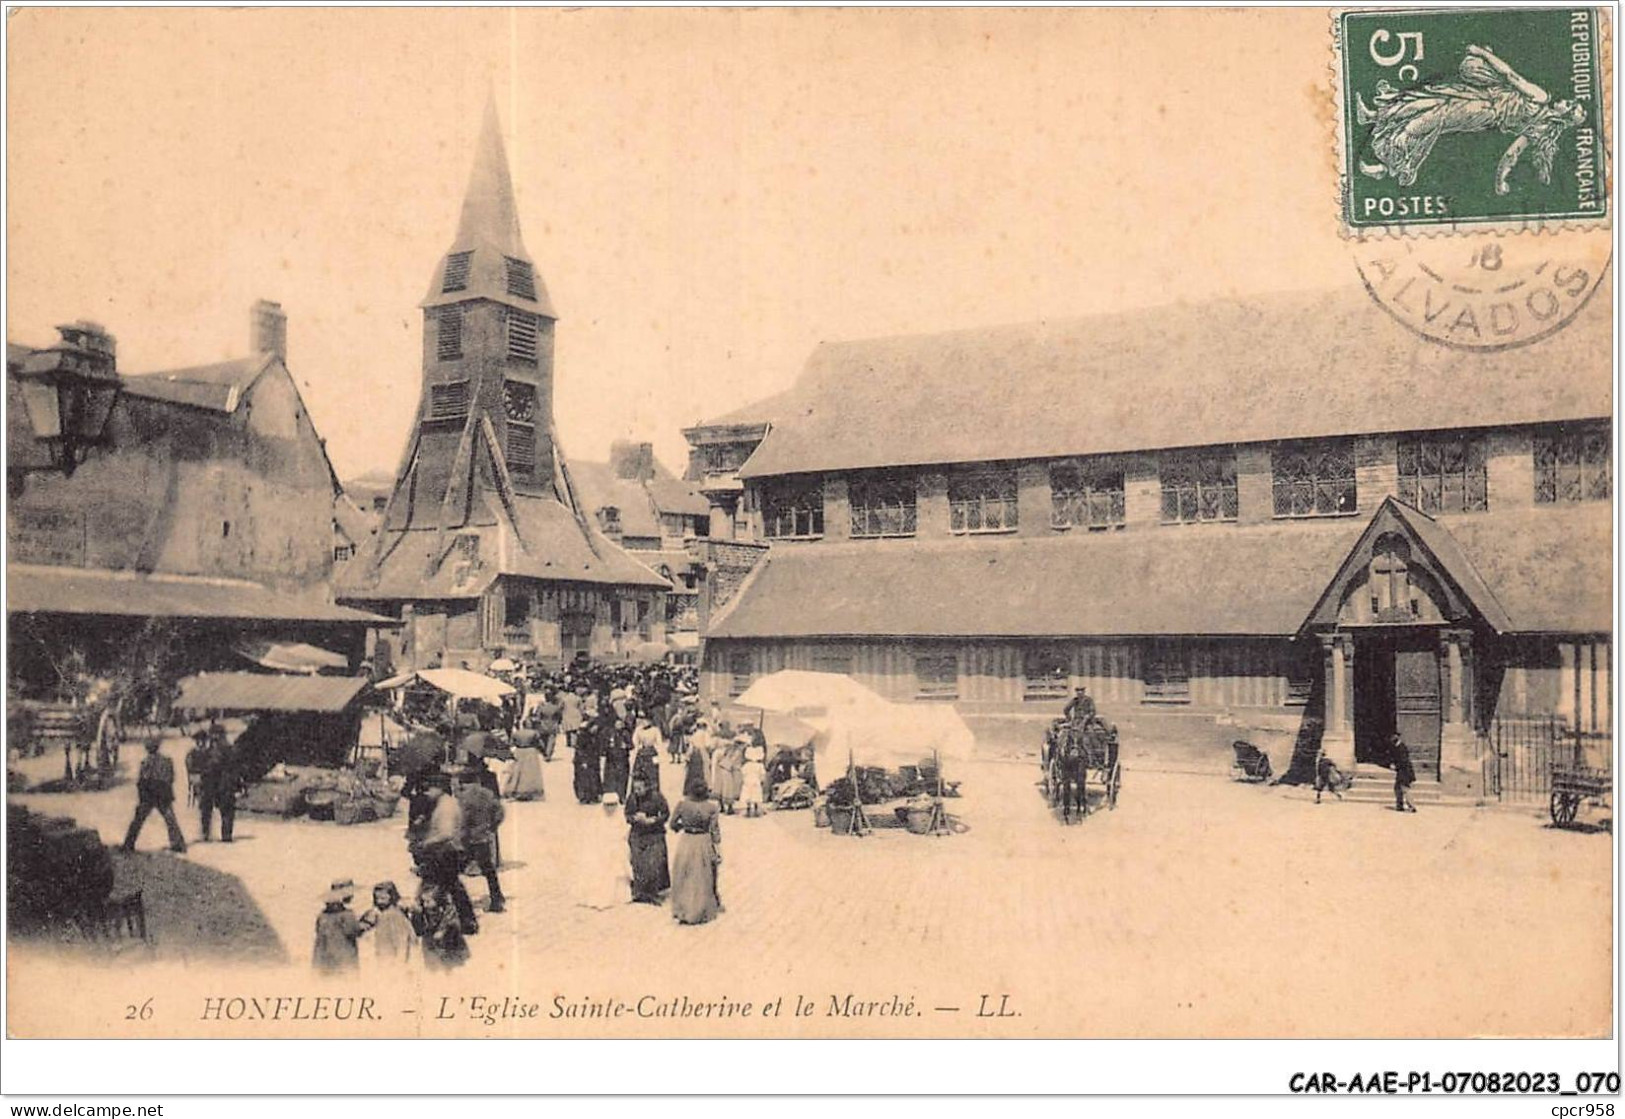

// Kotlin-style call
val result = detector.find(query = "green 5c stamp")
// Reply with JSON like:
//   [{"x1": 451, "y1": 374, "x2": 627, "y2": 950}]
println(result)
[{"x1": 1337, "y1": 7, "x2": 1608, "y2": 229}]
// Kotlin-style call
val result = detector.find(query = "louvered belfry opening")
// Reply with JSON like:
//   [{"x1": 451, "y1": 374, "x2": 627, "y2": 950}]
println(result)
[
  {"x1": 505, "y1": 256, "x2": 536, "y2": 300},
  {"x1": 442, "y1": 251, "x2": 472, "y2": 293},
  {"x1": 506, "y1": 310, "x2": 539, "y2": 365},
  {"x1": 390, "y1": 96, "x2": 563, "y2": 534}
]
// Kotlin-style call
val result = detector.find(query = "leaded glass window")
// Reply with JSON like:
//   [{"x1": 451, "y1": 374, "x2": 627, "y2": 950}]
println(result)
[
  {"x1": 762, "y1": 477, "x2": 824, "y2": 538},
  {"x1": 1271, "y1": 440, "x2": 1357, "y2": 518},
  {"x1": 1397, "y1": 434, "x2": 1488, "y2": 513},
  {"x1": 849, "y1": 472, "x2": 917, "y2": 538},
  {"x1": 1534, "y1": 425, "x2": 1611, "y2": 504},
  {"x1": 1161, "y1": 450, "x2": 1239, "y2": 524},
  {"x1": 948, "y1": 469, "x2": 1018, "y2": 533},
  {"x1": 1051, "y1": 462, "x2": 1125, "y2": 530}
]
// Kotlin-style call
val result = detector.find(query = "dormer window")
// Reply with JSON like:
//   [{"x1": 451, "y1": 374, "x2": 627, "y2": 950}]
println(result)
[
  {"x1": 505, "y1": 257, "x2": 537, "y2": 300},
  {"x1": 442, "y1": 252, "x2": 472, "y2": 293}
]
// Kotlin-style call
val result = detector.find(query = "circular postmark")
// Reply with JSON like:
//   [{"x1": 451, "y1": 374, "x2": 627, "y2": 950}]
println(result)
[{"x1": 1353, "y1": 231, "x2": 1611, "y2": 350}]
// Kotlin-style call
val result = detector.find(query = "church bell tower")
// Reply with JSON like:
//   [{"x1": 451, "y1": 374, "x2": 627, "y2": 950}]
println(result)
[{"x1": 389, "y1": 96, "x2": 561, "y2": 530}]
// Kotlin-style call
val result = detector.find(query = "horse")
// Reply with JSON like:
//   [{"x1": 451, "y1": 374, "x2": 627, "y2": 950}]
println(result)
[{"x1": 1054, "y1": 721, "x2": 1091, "y2": 824}]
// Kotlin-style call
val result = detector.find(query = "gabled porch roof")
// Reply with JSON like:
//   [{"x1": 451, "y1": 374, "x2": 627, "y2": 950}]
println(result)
[{"x1": 1300, "y1": 497, "x2": 1514, "y2": 634}]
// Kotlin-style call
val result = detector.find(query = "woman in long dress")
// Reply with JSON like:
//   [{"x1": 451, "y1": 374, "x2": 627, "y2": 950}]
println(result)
[
  {"x1": 572, "y1": 719, "x2": 603, "y2": 805},
  {"x1": 714, "y1": 736, "x2": 746, "y2": 815},
  {"x1": 624, "y1": 773, "x2": 671, "y2": 903},
  {"x1": 668, "y1": 771, "x2": 722, "y2": 925},
  {"x1": 503, "y1": 726, "x2": 546, "y2": 801},
  {"x1": 601, "y1": 715, "x2": 632, "y2": 804}
]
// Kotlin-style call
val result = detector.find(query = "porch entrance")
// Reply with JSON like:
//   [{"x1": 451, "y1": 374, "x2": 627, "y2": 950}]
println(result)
[{"x1": 1352, "y1": 629, "x2": 1442, "y2": 780}]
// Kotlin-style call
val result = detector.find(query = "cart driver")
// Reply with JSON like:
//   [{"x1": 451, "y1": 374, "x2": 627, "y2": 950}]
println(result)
[{"x1": 1063, "y1": 686, "x2": 1096, "y2": 724}]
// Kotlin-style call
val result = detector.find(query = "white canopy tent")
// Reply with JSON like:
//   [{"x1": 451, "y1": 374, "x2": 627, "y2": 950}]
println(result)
[
  {"x1": 734, "y1": 669, "x2": 973, "y2": 835},
  {"x1": 376, "y1": 668, "x2": 515, "y2": 703}
]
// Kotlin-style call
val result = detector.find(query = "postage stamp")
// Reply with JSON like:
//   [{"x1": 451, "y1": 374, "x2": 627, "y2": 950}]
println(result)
[{"x1": 1336, "y1": 6, "x2": 1609, "y2": 231}]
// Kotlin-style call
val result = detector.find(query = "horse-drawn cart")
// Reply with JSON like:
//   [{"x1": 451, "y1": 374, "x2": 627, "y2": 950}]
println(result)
[{"x1": 1044, "y1": 715, "x2": 1122, "y2": 823}]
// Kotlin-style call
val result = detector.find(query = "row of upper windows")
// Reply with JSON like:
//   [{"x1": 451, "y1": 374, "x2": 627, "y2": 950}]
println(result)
[
  {"x1": 757, "y1": 427, "x2": 1611, "y2": 539},
  {"x1": 727, "y1": 643, "x2": 1315, "y2": 706}
]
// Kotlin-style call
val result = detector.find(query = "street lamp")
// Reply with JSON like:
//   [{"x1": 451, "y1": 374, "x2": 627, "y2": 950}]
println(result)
[{"x1": 11, "y1": 321, "x2": 121, "y2": 478}]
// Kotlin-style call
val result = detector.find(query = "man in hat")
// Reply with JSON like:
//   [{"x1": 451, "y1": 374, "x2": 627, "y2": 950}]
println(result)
[
  {"x1": 1063, "y1": 686, "x2": 1096, "y2": 724},
  {"x1": 121, "y1": 736, "x2": 188, "y2": 854},
  {"x1": 312, "y1": 879, "x2": 362, "y2": 973},
  {"x1": 198, "y1": 727, "x2": 244, "y2": 842},
  {"x1": 1390, "y1": 731, "x2": 1418, "y2": 813}
]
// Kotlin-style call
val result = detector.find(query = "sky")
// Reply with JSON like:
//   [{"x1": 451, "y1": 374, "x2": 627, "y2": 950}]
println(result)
[{"x1": 8, "y1": 7, "x2": 1358, "y2": 483}]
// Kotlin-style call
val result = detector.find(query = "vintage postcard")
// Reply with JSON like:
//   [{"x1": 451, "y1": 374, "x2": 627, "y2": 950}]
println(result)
[{"x1": 3, "y1": 5, "x2": 1615, "y2": 1062}]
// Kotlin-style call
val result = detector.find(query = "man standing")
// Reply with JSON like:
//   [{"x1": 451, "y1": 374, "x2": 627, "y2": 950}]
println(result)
[
  {"x1": 532, "y1": 688, "x2": 562, "y2": 762},
  {"x1": 458, "y1": 775, "x2": 506, "y2": 915},
  {"x1": 1389, "y1": 731, "x2": 1417, "y2": 813},
  {"x1": 121, "y1": 737, "x2": 188, "y2": 854},
  {"x1": 417, "y1": 777, "x2": 478, "y2": 934},
  {"x1": 199, "y1": 732, "x2": 242, "y2": 842}
]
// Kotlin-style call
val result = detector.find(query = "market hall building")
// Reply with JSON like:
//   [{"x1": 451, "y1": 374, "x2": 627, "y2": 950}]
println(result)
[
  {"x1": 337, "y1": 102, "x2": 670, "y2": 670},
  {"x1": 690, "y1": 287, "x2": 1612, "y2": 796}
]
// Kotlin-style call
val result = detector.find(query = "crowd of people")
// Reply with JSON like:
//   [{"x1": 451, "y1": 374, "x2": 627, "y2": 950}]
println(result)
[{"x1": 312, "y1": 658, "x2": 808, "y2": 975}]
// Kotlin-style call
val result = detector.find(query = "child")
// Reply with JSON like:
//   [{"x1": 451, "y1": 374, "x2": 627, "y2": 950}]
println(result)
[
  {"x1": 312, "y1": 879, "x2": 362, "y2": 973},
  {"x1": 358, "y1": 880, "x2": 415, "y2": 967},
  {"x1": 740, "y1": 744, "x2": 767, "y2": 819},
  {"x1": 415, "y1": 882, "x2": 470, "y2": 970}
]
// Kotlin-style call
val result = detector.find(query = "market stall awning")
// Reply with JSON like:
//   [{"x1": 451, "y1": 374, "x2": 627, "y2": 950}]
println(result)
[
  {"x1": 175, "y1": 672, "x2": 370, "y2": 714},
  {"x1": 234, "y1": 638, "x2": 350, "y2": 674},
  {"x1": 378, "y1": 668, "x2": 515, "y2": 703}
]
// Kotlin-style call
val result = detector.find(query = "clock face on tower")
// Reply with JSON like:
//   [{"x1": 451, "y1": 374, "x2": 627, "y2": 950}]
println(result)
[{"x1": 504, "y1": 380, "x2": 537, "y2": 424}]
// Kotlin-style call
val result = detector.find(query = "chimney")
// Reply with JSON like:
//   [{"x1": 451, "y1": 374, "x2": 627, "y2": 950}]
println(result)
[
  {"x1": 251, "y1": 299, "x2": 287, "y2": 360},
  {"x1": 610, "y1": 440, "x2": 655, "y2": 482}
]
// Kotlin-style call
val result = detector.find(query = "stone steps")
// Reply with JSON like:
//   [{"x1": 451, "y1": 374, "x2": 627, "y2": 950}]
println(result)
[{"x1": 1338, "y1": 765, "x2": 1453, "y2": 806}]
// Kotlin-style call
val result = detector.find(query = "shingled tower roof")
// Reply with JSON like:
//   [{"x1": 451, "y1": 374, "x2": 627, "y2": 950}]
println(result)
[
  {"x1": 422, "y1": 94, "x2": 556, "y2": 319},
  {"x1": 340, "y1": 100, "x2": 669, "y2": 603}
]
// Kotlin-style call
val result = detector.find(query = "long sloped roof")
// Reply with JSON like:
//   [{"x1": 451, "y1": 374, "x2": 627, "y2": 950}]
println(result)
[
  {"x1": 340, "y1": 493, "x2": 669, "y2": 601},
  {"x1": 7, "y1": 564, "x2": 383, "y2": 623},
  {"x1": 120, "y1": 355, "x2": 276, "y2": 412},
  {"x1": 176, "y1": 672, "x2": 369, "y2": 714},
  {"x1": 707, "y1": 505, "x2": 1609, "y2": 640},
  {"x1": 735, "y1": 283, "x2": 1610, "y2": 478}
]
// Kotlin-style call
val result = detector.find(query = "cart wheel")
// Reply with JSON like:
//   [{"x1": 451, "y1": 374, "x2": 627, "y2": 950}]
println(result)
[
  {"x1": 1550, "y1": 790, "x2": 1580, "y2": 826},
  {"x1": 1108, "y1": 764, "x2": 1121, "y2": 810}
]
